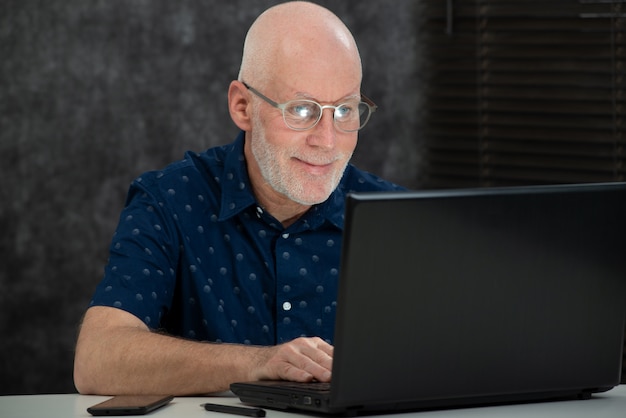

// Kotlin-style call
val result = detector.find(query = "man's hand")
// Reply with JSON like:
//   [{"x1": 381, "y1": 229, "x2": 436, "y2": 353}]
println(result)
[{"x1": 252, "y1": 337, "x2": 334, "y2": 383}]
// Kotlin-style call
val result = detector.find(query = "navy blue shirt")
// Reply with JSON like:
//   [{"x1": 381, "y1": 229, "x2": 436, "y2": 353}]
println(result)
[{"x1": 90, "y1": 132, "x2": 404, "y2": 345}]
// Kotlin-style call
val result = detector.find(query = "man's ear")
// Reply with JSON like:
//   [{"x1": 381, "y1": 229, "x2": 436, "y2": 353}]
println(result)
[{"x1": 228, "y1": 80, "x2": 252, "y2": 131}]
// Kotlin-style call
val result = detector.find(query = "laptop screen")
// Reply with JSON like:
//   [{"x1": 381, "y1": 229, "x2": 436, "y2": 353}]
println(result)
[{"x1": 331, "y1": 182, "x2": 626, "y2": 409}]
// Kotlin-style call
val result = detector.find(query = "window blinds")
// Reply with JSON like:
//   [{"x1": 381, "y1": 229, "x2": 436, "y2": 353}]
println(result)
[{"x1": 422, "y1": 0, "x2": 626, "y2": 188}]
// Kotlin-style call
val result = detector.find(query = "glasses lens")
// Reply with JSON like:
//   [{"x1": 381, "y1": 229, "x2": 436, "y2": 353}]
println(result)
[
  {"x1": 334, "y1": 102, "x2": 372, "y2": 132},
  {"x1": 334, "y1": 102, "x2": 359, "y2": 132},
  {"x1": 284, "y1": 101, "x2": 321, "y2": 130}
]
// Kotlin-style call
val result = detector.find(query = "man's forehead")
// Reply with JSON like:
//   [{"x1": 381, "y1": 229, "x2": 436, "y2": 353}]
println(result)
[
  {"x1": 269, "y1": 77, "x2": 361, "y2": 103},
  {"x1": 292, "y1": 89, "x2": 362, "y2": 103}
]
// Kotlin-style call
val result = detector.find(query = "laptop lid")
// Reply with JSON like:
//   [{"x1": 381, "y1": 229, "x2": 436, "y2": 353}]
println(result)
[{"x1": 233, "y1": 182, "x2": 626, "y2": 413}]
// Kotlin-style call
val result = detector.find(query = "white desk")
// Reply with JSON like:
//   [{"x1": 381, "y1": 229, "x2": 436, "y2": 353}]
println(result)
[{"x1": 2, "y1": 386, "x2": 626, "y2": 418}]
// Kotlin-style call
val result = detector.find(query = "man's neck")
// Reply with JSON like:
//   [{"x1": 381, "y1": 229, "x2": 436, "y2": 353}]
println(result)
[{"x1": 253, "y1": 181, "x2": 311, "y2": 228}]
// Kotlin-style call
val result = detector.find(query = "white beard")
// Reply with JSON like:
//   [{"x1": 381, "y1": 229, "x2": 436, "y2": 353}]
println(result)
[{"x1": 250, "y1": 110, "x2": 351, "y2": 206}]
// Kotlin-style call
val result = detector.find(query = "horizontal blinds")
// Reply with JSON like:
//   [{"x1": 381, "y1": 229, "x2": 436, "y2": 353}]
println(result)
[{"x1": 422, "y1": 0, "x2": 626, "y2": 188}]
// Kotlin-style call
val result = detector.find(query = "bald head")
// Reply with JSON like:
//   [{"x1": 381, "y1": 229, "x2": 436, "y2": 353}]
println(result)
[{"x1": 238, "y1": 2, "x2": 362, "y2": 91}]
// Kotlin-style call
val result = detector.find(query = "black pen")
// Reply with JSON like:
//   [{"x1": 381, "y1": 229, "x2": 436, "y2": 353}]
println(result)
[{"x1": 202, "y1": 403, "x2": 266, "y2": 417}]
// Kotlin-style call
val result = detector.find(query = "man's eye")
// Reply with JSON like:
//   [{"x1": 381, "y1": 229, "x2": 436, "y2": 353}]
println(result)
[
  {"x1": 289, "y1": 104, "x2": 317, "y2": 119},
  {"x1": 335, "y1": 104, "x2": 355, "y2": 119}
]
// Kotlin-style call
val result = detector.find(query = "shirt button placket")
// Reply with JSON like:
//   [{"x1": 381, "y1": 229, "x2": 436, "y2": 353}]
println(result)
[{"x1": 276, "y1": 231, "x2": 294, "y2": 342}]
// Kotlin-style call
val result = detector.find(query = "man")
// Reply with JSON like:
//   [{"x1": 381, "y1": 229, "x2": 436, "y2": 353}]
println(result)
[{"x1": 74, "y1": 1, "x2": 403, "y2": 396}]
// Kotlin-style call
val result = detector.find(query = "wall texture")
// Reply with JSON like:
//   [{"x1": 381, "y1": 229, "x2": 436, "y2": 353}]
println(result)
[{"x1": 0, "y1": 0, "x2": 425, "y2": 394}]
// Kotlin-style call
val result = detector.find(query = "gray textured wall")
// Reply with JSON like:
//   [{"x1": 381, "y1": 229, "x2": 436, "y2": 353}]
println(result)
[{"x1": 0, "y1": 1, "x2": 425, "y2": 394}]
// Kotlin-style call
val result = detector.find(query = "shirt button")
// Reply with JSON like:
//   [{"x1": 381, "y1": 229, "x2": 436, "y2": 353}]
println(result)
[{"x1": 282, "y1": 301, "x2": 292, "y2": 311}]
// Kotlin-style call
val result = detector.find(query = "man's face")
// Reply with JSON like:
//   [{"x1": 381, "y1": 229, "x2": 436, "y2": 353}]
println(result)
[{"x1": 248, "y1": 81, "x2": 360, "y2": 206}]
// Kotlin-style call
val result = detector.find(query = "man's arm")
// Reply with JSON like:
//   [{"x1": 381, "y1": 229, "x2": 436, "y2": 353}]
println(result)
[{"x1": 73, "y1": 306, "x2": 333, "y2": 395}]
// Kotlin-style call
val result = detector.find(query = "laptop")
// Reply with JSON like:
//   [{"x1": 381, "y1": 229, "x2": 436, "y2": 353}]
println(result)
[{"x1": 231, "y1": 182, "x2": 626, "y2": 414}]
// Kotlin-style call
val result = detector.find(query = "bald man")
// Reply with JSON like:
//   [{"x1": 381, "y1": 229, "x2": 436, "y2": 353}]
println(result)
[{"x1": 74, "y1": 1, "x2": 403, "y2": 396}]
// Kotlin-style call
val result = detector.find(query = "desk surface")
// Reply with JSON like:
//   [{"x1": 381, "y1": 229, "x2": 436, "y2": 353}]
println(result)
[{"x1": 2, "y1": 385, "x2": 626, "y2": 418}]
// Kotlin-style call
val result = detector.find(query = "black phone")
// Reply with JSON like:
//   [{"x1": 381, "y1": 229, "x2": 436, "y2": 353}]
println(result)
[{"x1": 87, "y1": 395, "x2": 174, "y2": 416}]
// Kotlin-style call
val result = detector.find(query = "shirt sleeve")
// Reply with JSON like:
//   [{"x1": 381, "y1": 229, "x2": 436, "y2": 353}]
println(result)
[{"x1": 89, "y1": 179, "x2": 180, "y2": 330}]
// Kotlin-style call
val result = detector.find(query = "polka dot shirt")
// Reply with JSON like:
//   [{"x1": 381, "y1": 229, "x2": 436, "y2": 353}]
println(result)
[{"x1": 90, "y1": 131, "x2": 404, "y2": 345}]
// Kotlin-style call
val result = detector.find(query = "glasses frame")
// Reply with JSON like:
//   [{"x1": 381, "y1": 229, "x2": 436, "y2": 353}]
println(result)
[{"x1": 242, "y1": 82, "x2": 377, "y2": 132}]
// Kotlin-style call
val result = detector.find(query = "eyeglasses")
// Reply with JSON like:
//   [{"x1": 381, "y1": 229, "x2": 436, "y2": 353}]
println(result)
[{"x1": 242, "y1": 82, "x2": 377, "y2": 132}]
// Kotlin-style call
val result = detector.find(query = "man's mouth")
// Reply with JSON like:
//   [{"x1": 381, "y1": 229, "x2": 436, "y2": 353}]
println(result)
[{"x1": 294, "y1": 157, "x2": 336, "y2": 176}]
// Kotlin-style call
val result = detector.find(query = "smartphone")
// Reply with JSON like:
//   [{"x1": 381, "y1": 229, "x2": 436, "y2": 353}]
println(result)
[{"x1": 87, "y1": 395, "x2": 174, "y2": 416}]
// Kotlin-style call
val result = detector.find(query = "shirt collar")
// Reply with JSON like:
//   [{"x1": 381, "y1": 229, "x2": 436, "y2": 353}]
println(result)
[
  {"x1": 218, "y1": 131, "x2": 256, "y2": 221},
  {"x1": 218, "y1": 131, "x2": 346, "y2": 231},
  {"x1": 297, "y1": 185, "x2": 346, "y2": 231}
]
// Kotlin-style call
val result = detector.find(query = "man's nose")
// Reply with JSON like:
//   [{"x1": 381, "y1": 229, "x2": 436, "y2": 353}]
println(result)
[{"x1": 308, "y1": 108, "x2": 337, "y2": 148}]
